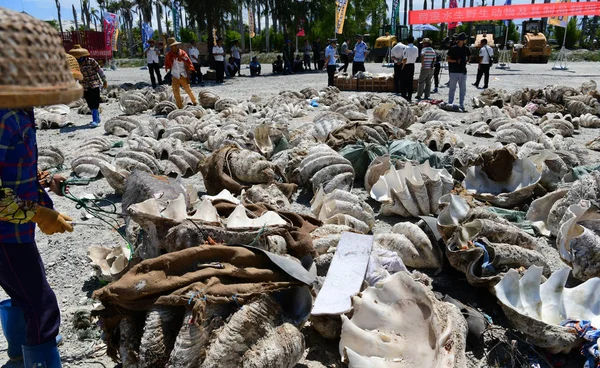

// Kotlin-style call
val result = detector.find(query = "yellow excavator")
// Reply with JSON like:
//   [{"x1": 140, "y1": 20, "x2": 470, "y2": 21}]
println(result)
[
  {"x1": 372, "y1": 25, "x2": 408, "y2": 63},
  {"x1": 513, "y1": 20, "x2": 551, "y2": 63}
]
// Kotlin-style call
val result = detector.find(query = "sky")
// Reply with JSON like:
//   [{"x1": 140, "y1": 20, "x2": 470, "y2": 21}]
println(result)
[{"x1": 0, "y1": 0, "x2": 560, "y2": 27}]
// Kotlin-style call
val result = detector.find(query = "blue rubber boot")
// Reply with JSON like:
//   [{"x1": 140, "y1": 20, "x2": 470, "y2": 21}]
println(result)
[
  {"x1": 0, "y1": 300, "x2": 26, "y2": 368},
  {"x1": 22, "y1": 341, "x2": 61, "y2": 368},
  {"x1": 90, "y1": 109, "x2": 100, "y2": 127}
]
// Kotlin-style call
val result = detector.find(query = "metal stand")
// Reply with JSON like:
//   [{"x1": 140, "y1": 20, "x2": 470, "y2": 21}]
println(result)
[
  {"x1": 552, "y1": 29, "x2": 568, "y2": 70},
  {"x1": 496, "y1": 47, "x2": 512, "y2": 69},
  {"x1": 382, "y1": 46, "x2": 393, "y2": 67}
]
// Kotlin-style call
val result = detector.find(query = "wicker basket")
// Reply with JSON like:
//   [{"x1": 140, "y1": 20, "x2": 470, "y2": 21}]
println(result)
[{"x1": 0, "y1": 8, "x2": 83, "y2": 109}]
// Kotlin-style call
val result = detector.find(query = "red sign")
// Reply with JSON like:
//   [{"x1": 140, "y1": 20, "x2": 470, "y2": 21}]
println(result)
[{"x1": 409, "y1": 2, "x2": 600, "y2": 25}]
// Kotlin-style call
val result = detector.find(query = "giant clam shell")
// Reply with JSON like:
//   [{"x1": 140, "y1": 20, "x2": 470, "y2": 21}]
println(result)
[
  {"x1": 311, "y1": 187, "x2": 374, "y2": 234},
  {"x1": 464, "y1": 156, "x2": 541, "y2": 208},
  {"x1": 556, "y1": 200, "x2": 600, "y2": 280},
  {"x1": 371, "y1": 161, "x2": 453, "y2": 217},
  {"x1": 339, "y1": 272, "x2": 467, "y2": 367},
  {"x1": 494, "y1": 266, "x2": 600, "y2": 353}
]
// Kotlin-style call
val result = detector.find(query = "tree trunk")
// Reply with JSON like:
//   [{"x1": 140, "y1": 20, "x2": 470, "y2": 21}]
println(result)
[
  {"x1": 423, "y1": 0, "x2": 427, "y2": 11},
  {"x1": 403, "y1": 0, "x2": 408, "y2": 26},
  {"x1": 156, "y1": 2, "x2": 163, "y2": 40},
  {"x1": 468, "y1": 0, "x2": 474, "y2": 42},
  {"x1": 56, "y1": 0, "x2": 64, "y2": 34},
  {"x1": 431, "y1": 0, "x2": 434, "y2": 10},
  {"x1": 265, "y1": 0, "x2": 270, "y2": 52},
  {"x1": 72, "y1": 5, "x2": 79, "y2": 30},
  {"x1": 239, "y1": 0, "x2": 245, "y2": 51},
  {"x1": 256, "y1": 2, "x2": 261, "y2": 34}
]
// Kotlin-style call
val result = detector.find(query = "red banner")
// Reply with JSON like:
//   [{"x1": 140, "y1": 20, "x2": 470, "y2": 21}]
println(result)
[{"x1": 409, "y1": 2, "x2": 600, "y2": 25}]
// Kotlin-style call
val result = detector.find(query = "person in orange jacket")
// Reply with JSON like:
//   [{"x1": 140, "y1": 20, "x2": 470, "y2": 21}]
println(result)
[{"x1": 164, "y1": 37, "x2": 198, "y2": 109}]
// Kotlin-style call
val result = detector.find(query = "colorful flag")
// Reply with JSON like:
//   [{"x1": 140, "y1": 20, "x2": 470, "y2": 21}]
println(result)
[
  {"x1": 142, "y1": 23, "x2": 154, "y2": 50},
  {"x1": 335, "y1": 0, "x2": 349, "y2": 34},
  {"x1": 548, "y1": 0, "x2": 570, "y2": 28},
  {"x1": 503, "y1": 0, "x2": 511, "y2": 26},
  {"x1": 103, "y1": 12, "x2": 118, "y2": 51},
  {"x1": 248, "y1": 10, "x2": 255, "y2": 38},
  {"x1": 297, "y1": 18, "x2": 305, "y2": 37},
  {"x1": 171, "y1": 1, "x2": 181, "y2": 41},
  {"x1": 391, "y1": 0, "x2": 400, "y2": 35},
  {"x1": 448, "y1": 0, "x2": 458, "y2": 29}
]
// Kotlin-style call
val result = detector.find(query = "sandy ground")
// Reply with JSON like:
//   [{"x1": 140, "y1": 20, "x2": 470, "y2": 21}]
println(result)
[{"x1": 1, "y1": 61, "x2": 599, "y2": 368}]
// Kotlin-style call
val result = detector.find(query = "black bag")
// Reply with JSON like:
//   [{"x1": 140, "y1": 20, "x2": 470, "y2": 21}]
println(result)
[
  {"x1": 163, "y1": 71, "x2": 172, "y2": 85},
  {"x1": 485, "y1": 46, "x2": 494, "y2": 65}
]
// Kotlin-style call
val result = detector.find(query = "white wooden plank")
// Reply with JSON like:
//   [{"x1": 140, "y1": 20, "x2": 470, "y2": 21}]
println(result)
[{"x1": 312, "y1": 232, "x2": 373, "y2": 315}]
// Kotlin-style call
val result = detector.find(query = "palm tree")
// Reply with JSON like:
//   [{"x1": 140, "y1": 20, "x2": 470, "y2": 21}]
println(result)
[
  {"x1": 409, "y1": 0, "x2": 413, "y2": 33},
  {"x1": 155, "y1": 0, "x2": 163, "y2": 41},
  {"x1": 55, "y1": 0, "x2": 64, "y2": 34},
  {"x1": 90, "y1": 7, "x2": 100, "y2": 30},
  {"x1": 72, "y1": 5, "x2": 79, "y2": 30}
]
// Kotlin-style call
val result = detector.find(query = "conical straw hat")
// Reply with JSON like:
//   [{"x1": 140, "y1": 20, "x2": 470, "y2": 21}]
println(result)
[
  {"x1": 68, "y1": 44, "x2": 90, "y2": 58},
  {"x1": 66, "y1": 53, "x2": 83, "y2": 81},
  {"x1": 0, "y1": 8, "x2": 83, "y2": 108}
]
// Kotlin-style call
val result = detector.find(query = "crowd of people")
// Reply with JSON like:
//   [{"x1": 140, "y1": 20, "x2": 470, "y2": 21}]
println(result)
[{"x1": 142, "y1": 32, "x2": 495, "y2": 113}]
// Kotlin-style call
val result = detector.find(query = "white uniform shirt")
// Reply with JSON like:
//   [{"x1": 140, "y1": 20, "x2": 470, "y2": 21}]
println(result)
[
  {"x1": 403, "y1": 44, "x2": 419, "y2": 64},
  {"x1": 171, "y1": 58, "x2": 187, "y2": 79},
  {"x1": 188, "y1": 46, "x2": 199, "y2": 62},
  {"x1": 146, "y1": 47, "x2": 159, "y2": 64},
  {"x1": 390, "y1": 42, "x2": 406, "y2": 62},
  {"x1": 325, "y1": 45, "x2": 337, "y2": 66},
  {"x1": 479, "y1": 45, "x2": 493, "y2": 64},
  {"x1": 231, "y1": 45, "x2": 241, "y2": 59},
  {"x1": 213, "y1": 46, "x2": 225, "y2": 62}
]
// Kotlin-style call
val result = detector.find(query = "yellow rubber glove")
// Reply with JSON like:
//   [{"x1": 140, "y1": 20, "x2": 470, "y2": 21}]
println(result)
[{"x1": 31, "y1": 206, "x2": 73, "y2": 235}]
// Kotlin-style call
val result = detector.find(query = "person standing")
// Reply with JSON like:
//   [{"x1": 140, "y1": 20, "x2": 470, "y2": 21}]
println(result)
[
  {"x1": 283, "y1": 40, "x2": 293, "y2": 75},
  {"x1": 69, "y1": 44, "x2": 107, "y2": 128},
  {"x1": 212, "y1": 38, "x2": 226, "y2": 84},
  {"x1": 390, "y1": 40, "x2": 406, "y2": 94},
  {"x1": 144, "y1": 39, "x2": 162, "y2": 88},
  {"x1": 0, "y1": 9, "x2": 82, "y2": 367},
  {"x1": 352, "y1": 34, "x2": 369, "y2": 75},
  {"x1": 400, "y1": 36, "x2": 418, "y2": 102},
  {"x1": 165, "y1": 37, "x2": 198, "y2": 108},
  {"x1": 303, "y1": 40, "x2": 312, "y2": 70},
  {"x1": 338, "y1": 38, "x2": 351, "y2": 73},
  {"x1": 230, "y1": 40, "x2": 242, "y2": 76},
  {"x1": 312, "y1": 37, "x2": 322, "y2": 70},
  {"x1": 188, "y1": 40, "x2": 202, "y2": 85},
  {"x1": 416, "y1": 38, "x2": 437, "y2": 100},
  {"x1": 325, "y1": 38, "x2": 338, "y2": 87},
  {"x1": 447, "y1": 33, "x2": 471, "y2": 111},
  {"x1": 473, "y1": 38, "x2": 493, "y2": 89}
]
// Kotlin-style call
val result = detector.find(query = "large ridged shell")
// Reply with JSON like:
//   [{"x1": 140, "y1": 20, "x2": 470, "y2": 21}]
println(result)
[
  {"x1": 339, "y1": 272, "x2": 467, "y2": 367},
  {"x1": 105, "y1": 116, "x2": 141, "y2": 137},
  {"x1": 556, "y1": 200, "x2": 600, "y2": 280},
  {"x1": 370, "y1": 161, "x2": 453, "y2": 217},
  {"x1": 296, "y1": 144, "x2": 355, "y2": 194},
  {"x1": 464, "y1": 156, "x2": 540, "y2": 208},
  {"x1": 374, "y1": 222, "x2": 443, "y2": 269},
  {"x1": 494, "y1": 266, "x2": 600, "y2": 353},
  {"x1": 138, "y1": 306, "x2": 185, "y2": 368},
  {"x1": 311, "y1": 187, "x2": 375, "y2": 234},
  {"x1": 373, "y1": 103, "x2": 415, "y2": 129}
]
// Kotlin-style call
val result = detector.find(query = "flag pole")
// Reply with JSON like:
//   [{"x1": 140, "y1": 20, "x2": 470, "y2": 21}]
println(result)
[{"x1": 552, "y1": 23, "x2": 568, "y2": 70}]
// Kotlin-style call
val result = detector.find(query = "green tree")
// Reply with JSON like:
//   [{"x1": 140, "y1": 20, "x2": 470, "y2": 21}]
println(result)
[
  {"x1": 45, "y1": 20, "x2": 60, "y2": 31},
  {"x1": 180, "y1": 27, "x2": 198, "y2": 43}
]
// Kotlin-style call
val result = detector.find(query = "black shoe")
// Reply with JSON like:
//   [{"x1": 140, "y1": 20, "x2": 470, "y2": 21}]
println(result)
[
  {"x1": 472, "y1": 83, "x2": 478, "y2": 87},
  {"x1": 482, "y1": 85, "x2": 488, "y2": 89}
]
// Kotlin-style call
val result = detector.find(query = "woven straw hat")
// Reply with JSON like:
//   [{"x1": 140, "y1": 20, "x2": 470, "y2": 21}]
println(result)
[
  {"x1": 66, "y1": 53, "x2": 83, "y2": 81},
  {"x1": 68, "y1": 44, "x2": 90, "y2": 58},
  {"x1": 167, "y1": 37, "x2": 181, "y2": 47},
  {"x1": 0, "y1": 8, "x2": 83, "y2": 108}
]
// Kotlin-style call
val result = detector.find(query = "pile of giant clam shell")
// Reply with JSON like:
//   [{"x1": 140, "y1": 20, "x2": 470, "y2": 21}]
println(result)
[{"x1": 39, "y1": 79, "x2": 600, "y2": 367}]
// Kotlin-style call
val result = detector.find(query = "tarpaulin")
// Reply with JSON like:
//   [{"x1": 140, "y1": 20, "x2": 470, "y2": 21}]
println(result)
[{"x1": 409, "y1": 1, "x2": 600, "y2": 25}]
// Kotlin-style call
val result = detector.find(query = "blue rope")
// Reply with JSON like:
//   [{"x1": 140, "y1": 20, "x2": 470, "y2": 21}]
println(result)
[{"x1": 474, "y1": 241, "x2": 496, "y2": 274}]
